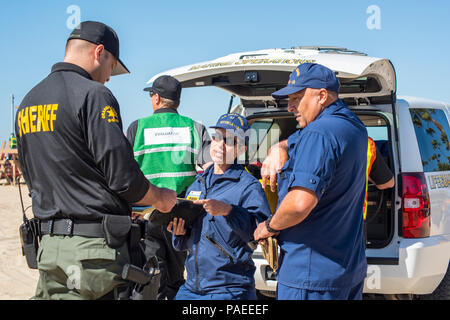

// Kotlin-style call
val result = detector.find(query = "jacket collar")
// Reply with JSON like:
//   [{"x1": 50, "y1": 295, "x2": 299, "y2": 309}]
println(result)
[
  {"x1": 316, "y1": 98, "x2": 347, "y2": 121},
  {"x1": 51, "y1": 62, "x2": 92, "y2": 80},
  {"x1": 201, "y1": 163, "x2": 243, "y2": 183},
  {"x1": 154, "y1": 108, "x2": 178, "y2": 114}
]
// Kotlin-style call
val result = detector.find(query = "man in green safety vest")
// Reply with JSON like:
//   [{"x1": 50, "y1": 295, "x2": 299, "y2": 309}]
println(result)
[
  {"x1": 127, "y1": 75, "x2": 212, "y2": 300},
  {"x1": 9, "y1": 133, "x2": 17, "y2": 149}
]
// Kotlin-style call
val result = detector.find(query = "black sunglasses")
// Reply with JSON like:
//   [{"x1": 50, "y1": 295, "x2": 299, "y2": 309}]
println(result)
[{"x1": 211, "y1": 133, "x2": 238, "y2": 146}]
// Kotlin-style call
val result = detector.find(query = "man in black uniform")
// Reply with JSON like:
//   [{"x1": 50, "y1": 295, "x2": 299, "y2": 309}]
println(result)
[{"x1": 15, "y1": 21, "x2": 177, "y2": 300}]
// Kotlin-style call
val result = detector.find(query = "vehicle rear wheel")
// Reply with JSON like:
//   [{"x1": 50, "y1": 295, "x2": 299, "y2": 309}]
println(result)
[{"x1": 256, "y1": 289, "x2": 276, "y2": 300}]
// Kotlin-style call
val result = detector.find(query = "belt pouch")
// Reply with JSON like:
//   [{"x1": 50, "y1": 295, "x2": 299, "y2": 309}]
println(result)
[
  {"x1": 102, "y1": 215, "x2": 131, "y2": 249},
  {"x1": 19, "y1": 218, "x2": 40, "y2": 269}
]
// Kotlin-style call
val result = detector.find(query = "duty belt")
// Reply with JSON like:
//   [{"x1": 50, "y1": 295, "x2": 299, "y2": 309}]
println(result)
[{"x1": 40, "y1": 219, "x2": 104, "y2": 238}]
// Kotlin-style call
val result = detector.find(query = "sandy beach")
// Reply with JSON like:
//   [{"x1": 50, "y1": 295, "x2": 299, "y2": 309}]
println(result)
[{"x1": 0, "y1": 184, "x2": 39, "y2": 300}]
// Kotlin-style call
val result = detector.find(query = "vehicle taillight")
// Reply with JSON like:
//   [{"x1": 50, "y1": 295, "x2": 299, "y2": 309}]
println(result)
[{"x1": 400, "y1": 172, "x2": 431, "y2": 238}]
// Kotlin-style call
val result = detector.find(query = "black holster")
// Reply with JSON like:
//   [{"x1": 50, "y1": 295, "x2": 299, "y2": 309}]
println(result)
[
  {"x1": 121, "y1": 255, "x2": 161, "y2": 300},
  {"x1": 19, "y1": 218, "x2": 41, "y2": 269},
  {"x1": 117, "y1": 219, "x2": 160, "y2": 300}
]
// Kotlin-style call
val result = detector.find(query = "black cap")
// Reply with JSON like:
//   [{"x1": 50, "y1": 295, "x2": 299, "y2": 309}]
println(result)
[
  {"x1": 67, "y1": 21, "x2": 129, "y2": 76},
  {"x1": 144, "y1": 75, "x2": 182, "y2": 101}
]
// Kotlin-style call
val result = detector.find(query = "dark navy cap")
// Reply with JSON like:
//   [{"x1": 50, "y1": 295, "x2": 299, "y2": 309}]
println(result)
[
  {"x1": 210, "y1": 113, "x2": 250, "y2": 143},
  {"x1": 144, "y1": 75, "x2": 182, "y2": 101},
  {"x1": 68, "y1": 21, "x2": 129, "y2": 76},
  {"x1": 272, "y1": 63, "x2": 340, "y2": 99}
]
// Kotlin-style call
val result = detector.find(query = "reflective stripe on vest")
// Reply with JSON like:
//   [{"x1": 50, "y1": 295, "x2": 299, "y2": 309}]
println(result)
[
  {"x1": 363, "y1": 137, "x2": 377, "y2": 220},
  {"x1": 133, "y1": 113, "x2": 201, "y2": 195},
  {"x1": 9, "y1": 135, "x2": 17, "y2": 149},
  {"x1": 134, "y1": 145, "x2": 199, "y2": 156},
  {"x1": 144, "y1": 171, "x2": 197, "y2": 179}
]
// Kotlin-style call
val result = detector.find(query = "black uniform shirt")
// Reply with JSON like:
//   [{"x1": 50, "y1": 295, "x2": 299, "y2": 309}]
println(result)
[
  {"x1": 15, "y1": 62, "x2": 150, "y2": 221},
  {"x1": 370, "y1": 148, "x2": 394, "y2": 185}
]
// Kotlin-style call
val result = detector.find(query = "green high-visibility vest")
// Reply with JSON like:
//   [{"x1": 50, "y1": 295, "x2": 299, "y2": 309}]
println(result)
[
  {"x1": 9, "y1": 134, "x2": 17, "y2": 149},
  {"x1": 133, "y1": 112, "x2": 201, "y2": 195}
]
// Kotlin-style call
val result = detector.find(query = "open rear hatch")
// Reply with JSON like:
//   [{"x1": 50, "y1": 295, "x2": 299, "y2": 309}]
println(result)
[
  {"x1": 145, "y1": 47, "x2": 397, "y2": 107},
  {"x1": 145, "y1": 47, "x2": 399, "y2": 253}
]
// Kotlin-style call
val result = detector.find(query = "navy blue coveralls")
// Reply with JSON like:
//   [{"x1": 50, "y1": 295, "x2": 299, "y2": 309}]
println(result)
[{"x1": 172, "y1": 163, "x2": 271, "y2": 300}]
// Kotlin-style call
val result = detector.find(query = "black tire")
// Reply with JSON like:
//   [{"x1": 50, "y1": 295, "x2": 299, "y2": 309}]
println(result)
[
  {"x1": 256, "y1": 289, "x2": 275, "y2": 300},
  {"x1": 420, "y1": 262, "x2": 450, "y2": 300}
]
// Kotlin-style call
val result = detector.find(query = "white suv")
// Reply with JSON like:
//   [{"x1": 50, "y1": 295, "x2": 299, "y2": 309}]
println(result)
[{"x1": 145, "y1": 46, "x2": 450, "y2": 299}]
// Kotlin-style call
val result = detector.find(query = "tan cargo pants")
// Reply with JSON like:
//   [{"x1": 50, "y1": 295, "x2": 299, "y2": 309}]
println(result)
[{"x1": 33, "y1": 234, "x2": 129, "y2": 300}]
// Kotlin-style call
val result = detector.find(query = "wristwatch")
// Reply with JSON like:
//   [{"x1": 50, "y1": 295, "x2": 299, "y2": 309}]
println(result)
[{"x1": 265, "y1": 215, "x2": 281, "y2": 233}]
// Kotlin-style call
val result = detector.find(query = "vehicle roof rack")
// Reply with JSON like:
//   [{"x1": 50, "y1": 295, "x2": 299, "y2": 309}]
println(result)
[{"x1": 291, "y1": 46, "x2": 367, "y2": 56}]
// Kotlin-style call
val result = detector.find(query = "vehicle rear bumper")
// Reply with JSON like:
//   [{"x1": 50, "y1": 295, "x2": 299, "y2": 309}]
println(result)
[
  {"x1": 253, "y1": 234, "x2": 450, "y2": 295},
  {"x1": 364, "y1": 234, "x2": 450, "y2": 294},
  {"x1": 253, "y1": 250, "x2": 277, "y2": 295}
]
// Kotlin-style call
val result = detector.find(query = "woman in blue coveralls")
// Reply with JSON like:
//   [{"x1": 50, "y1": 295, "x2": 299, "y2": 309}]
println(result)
[{"x1": 167, "y1": 113, "x2": 271, "y2": 300}]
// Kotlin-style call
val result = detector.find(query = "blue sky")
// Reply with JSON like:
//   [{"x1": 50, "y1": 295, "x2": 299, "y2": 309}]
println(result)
[{"x1": 1, "y1": 0, "x2": 449, "y2": 142}]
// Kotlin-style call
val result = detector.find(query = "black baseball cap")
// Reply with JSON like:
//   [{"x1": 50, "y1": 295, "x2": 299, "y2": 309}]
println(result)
[
  {"x1": 67, "y1": 21, "x2": 129, "y2": 76},
  {"x1": 144, "y1": 75, "x2": 182, "y2": 101}
]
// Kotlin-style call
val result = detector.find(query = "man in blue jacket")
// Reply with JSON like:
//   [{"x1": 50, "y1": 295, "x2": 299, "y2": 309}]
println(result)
[
  {"x1": 254, "y1": 63, "x2": 368, "y2": 300},
  {"x1": 167, "y1": 113, "x2": 271, "y2": 300}
]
